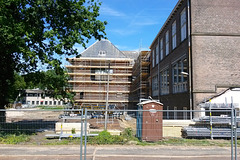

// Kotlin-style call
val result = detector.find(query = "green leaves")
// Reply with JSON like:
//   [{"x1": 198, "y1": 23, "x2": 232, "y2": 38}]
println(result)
[{"x1": 0, "y1": 0, "x2": 107, "y2": 109}]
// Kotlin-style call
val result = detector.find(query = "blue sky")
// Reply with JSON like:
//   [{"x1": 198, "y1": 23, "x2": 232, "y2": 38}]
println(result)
[{"x1": 65, "y1": 0, "x2": 179, "y2": 62}]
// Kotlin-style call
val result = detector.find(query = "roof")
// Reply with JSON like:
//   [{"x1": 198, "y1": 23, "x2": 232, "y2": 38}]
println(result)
[
  {"x1": 24, "y1": 89, "x2": 44, "y2": 93},
  {"x1": 80, "y1": 39, "x2": 127, "y2": 59},
  {"x1": 122, "y1": 51, "x2": 140, "y2": 61}
]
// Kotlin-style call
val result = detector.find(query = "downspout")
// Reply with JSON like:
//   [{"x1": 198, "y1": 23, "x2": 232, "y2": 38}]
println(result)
[{"x1": 187, "y1": 0, "x2": 193, "y2": 120}]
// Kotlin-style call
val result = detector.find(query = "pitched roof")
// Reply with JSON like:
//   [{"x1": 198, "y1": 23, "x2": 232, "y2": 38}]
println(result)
[
  {"x1": 122, "y1": 51, "x2": 140, "y2": 61},
  {"x1": 80, "y1": 39, "x2": 127, "y2": 59}
]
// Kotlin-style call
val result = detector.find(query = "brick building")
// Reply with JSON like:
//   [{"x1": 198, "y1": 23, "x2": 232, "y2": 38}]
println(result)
[
  {"x1": 150, "y1": 0, "x2": 240, "y2": 119},
  {"x1": 66, "y1": 39, "x2": 135, "y2": 110}
]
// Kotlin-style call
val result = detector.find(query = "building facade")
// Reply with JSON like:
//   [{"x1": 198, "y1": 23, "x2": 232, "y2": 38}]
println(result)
[
  {"x1": 66, "y1": 40, "x2": 135, "y2": 110},
  {"x1": 150, "y1": 0, "x2": 240, "y2": 119},
  {"x1": 20, "y1": 89, "x2": 63, "y2": 107}
]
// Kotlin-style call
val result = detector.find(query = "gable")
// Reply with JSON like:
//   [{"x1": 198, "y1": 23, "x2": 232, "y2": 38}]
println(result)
[{"x1": 80, "y1": 39, "x2": 127, "y2": 58}]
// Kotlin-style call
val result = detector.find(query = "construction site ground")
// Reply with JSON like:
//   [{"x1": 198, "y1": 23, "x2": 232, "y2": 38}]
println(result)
[{"x1": 4, "y1": 109, "x2": 136, "y2": 144}]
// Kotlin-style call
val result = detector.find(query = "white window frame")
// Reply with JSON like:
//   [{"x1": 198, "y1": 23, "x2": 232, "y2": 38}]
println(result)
[
  {"x1": 181, "y1": 8, "x2": 187, "y2": 41},
  {"x1": 98, "y1": 50, "x2": 106, "y2": 56},
  {"x1": 95, "y1": 68, "x2": 113, "y2": 81},
  {"x1": 165, "y1": 30, "x2": 169, "y2": 55},
  {"x1": 160, "y1": 68, "x2": 169, "y2": 95},
  {"x1": 172, "y1": 21, "x2": 177, "y2": 49},
  {"x1": 172, "y1": 58, "x2": 188, "y2": 93},
  {"x1": 156, "y1": 44, "x2": 159, "y2": 64},
  {"x1": 160, "y1": 38, "x2": 163, "y2": 60}
]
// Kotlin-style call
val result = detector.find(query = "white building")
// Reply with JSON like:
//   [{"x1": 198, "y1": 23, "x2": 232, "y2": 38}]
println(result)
[{"x1": 20, "y1": 89, "x2": 63, "y2": 107}]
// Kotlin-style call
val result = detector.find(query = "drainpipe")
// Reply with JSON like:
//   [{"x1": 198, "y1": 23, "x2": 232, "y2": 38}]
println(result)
[{"x1": 187, "y1": 0, "x2": 193, "y2": 120}]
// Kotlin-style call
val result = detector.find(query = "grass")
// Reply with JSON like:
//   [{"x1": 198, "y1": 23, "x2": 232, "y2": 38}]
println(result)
[
  {"x1": 0, "y1": 128, "x2": 239, "y2": 146},
  {"x1": 37, "y1": 105, "x2": 65, "y2": 110},
  {"x1": 0, "y1": 133, "x2": 30, "y2": 144}
]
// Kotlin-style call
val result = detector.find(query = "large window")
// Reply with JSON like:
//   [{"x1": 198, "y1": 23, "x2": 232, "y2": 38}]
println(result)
[
  {"x1": 152, "y1": 75, "x2": 158, "y2": 96},
  {"x1": 181, "y1": 8, "x2": 187, "y2": 41},
  {"x1": 172, "y1": 21, "x2": 177, "y2": 49},
  {"x1": 160, "y1": 68, "x2": 169, "y2": 95},
  {"x1": 156, "y1": 44, "x2": 159, "y2": 65},
  {"x1": 91, "y1": 68, "x2": 113, "y2": 81},
  {"x1": 172, "y1": 58, "x2": 188, "y2": 93},
  {"x1": 152, "y1": 50, "x2": 155, "y2": 67},
  {"x1": 160, "y1": 38, "x2": 163, "y2": 60},
  {"x1": 165, "y1": 31, "x2": 169, "y2": 55}
]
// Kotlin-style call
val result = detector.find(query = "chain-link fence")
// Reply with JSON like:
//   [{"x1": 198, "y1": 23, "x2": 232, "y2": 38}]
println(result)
[{"x1": 0, "y1": 107, "x2": 239, "y2": 159}]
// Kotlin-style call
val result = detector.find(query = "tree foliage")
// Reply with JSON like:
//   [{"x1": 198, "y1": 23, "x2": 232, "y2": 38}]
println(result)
[
  {"x1": 8, "y1": 70, "x2": 75, "y2": 104},
  {"x1": 0, "y1": 0, "x2": 107, "y2": 109}
]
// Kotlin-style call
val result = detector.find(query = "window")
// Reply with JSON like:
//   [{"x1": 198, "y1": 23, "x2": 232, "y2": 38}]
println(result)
[
  {"x1": 181, "y1": 8, "x2": 187, "y2": 41},
  {"x1": 45, "y1": 101, "x2": 48, "y2": 105},
  {"x1": 32, "y1": 101, "x2": 35, "y2": 105},
  {"x1": 165, "y1": 31, "x2": 169, "y2": 55},
  {"x1": 160, "y1": 68, "x2": 169, "y2": 95},
  {"x1": 49, "y1": 101, "x2": 52, "y2": 105},
  {"x1": 152, "y1": 50, "x2": 155, "y2": 67},
  {"x1": 40, "y1": 101, "x2": 43, "y2": 105},
  {"x1": 80, "y1": 92, "x2": 84, "y2": 99},
  {"x1": 172, "y1": 21, "x2": 177, "y2": 49},
  {"x1": 172, "y1": 58, "x2": 188, "y2": 93},
  {"x1": 36, "y1": 101, "x2": 39, "y2": 105},
  {"x1": 94, "y1": 68, "x2": 113, "y2": 81},
  {"x1": 152, "y1": 75, "x2": 158, "y2": 96},
  {"x1": 98, "y1": 50, "x2": 106, "y2": 56},
  {"x1": 58, "y1": 101, "x2": 61, "y2": 105},
  {"x1": 160, "y1": 38, "x2": 163, "y2": 60},
  {"x1": 54, "y1": 101, "x2": 56, "y2": 105},
  {"x1": 156, "y1": 44, "x2": 159, "y2": 64}
]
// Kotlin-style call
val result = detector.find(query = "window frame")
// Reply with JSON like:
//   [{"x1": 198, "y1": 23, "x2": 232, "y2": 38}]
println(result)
[
  {"x1": 160, "y1": 68, "x2": 169, "y2": 95},
  {"x1": 172, "y1": 57, "x2": 188, "y2": 93},
  {"x1": 172, "y1": 21, "x2": 177, "y2": 49},
  {"x1": 180, "y1": 8, "x2": 187, "y2": 41},
  {"x1": 165, "y1": 31, "x2": 169, "y2": 56},
  {"x1": 160, "y1": 38, "x2": 163, "y2": 60}
]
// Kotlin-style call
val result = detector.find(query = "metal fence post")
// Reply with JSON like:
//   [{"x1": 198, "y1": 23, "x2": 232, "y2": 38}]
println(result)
[
  {"x1": 84, "y1": 109, "x2": 87, "y2": 160},
  {"x1": 209, "y1": 100, "x2": 213, "y2": 140},
  {"x1": 80, "y1": 108, "x2": 83, "y2": 160},
  {"x1": 231, "y1": 98, "x2": 234, "y2": 160},
  {"x1": 234, "y1": 107, "x2": 237, "y2": 160}
]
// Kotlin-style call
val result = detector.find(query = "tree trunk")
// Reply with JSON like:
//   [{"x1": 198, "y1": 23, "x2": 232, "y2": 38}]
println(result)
[{"x1": 0, "y1": 51, "x2": 15, "y2": 122}]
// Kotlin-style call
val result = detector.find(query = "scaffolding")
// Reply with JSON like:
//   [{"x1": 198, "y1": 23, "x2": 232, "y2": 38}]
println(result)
[
  {"x1": 129, "y1": 51, "x2": 150, "y2": 109},
  {"x1": 66, "y1": 57, "x2": 134, "y2": 110}
]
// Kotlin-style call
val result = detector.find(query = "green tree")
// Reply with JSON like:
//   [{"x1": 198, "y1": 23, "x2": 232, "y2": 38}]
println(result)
[
  {"x1": 7, "y1": 72, "x2": 26, "y2": 104},
  {"x1": 0, "y1": 0, "x2": 107, "y2": 118}
]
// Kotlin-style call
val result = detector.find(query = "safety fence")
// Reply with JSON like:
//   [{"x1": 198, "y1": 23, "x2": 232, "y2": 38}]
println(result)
[{"x1": 0, "y1": 108, "x2": 239, "y2": 160}]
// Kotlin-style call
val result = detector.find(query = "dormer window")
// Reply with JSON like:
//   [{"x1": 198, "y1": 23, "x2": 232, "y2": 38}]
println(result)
[{"x1": 98, "y1": 50, "x2": 106, "y2": 56}]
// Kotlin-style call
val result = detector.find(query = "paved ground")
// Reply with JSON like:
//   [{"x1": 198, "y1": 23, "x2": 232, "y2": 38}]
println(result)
[{"x1": 0, "y1": 145, "x2": 238, "y2": 160}]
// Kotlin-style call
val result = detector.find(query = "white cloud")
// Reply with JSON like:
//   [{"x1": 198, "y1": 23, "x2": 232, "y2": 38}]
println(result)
[
  {"x1": 110, "y1": 28, "x2": 137, "y2": 36},
  {"x1": 100, "y1": 5, "x2": 126, "y2": 17}
]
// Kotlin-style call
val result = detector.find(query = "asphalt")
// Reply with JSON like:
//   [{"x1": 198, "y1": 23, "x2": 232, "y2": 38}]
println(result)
[{"x1": 0, "y1": 145, "x2": 237, "y2": 160}]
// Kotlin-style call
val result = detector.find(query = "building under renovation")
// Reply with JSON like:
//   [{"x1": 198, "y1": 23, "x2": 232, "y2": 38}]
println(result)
[
  {"x1": 66, "y1": 39, "x2": 135, "y2": 110},
  {"x1": 129, "y1": 51, "x2": 151, "y2": 109}
]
